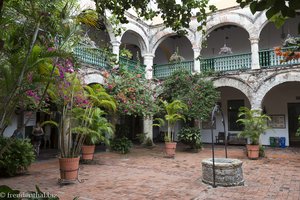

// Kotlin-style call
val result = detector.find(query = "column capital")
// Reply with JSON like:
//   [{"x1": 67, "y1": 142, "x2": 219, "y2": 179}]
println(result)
[
  {"x1": 249, "y1": 37, "x2": 260, "y2": 44},
  {"x1": 110, "y1": 40, "x2": 121, "y2": 46},
  {"x1": 192, "y1": 45, "x2": 201, "y2": 50},
  {"x1": 142, "y1": 53, "x2": 155, "y2": 59},
  {"x1": 142, "y1": 53, "x2": 155, "y2": 58}
]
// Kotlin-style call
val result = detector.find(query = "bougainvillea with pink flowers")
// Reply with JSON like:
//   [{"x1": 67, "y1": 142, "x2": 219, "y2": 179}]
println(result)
[
  {"x1": 47, "y1": 59, "x2": 89, "y2": 109},
  {"x1": 105, "y1": 67, "x2": 161, "y2": 117}
]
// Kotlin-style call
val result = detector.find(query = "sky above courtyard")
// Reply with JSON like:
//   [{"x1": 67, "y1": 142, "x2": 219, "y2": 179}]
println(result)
[{"x1": 79, "y1": 0, "x2": 239, "y2": 25}]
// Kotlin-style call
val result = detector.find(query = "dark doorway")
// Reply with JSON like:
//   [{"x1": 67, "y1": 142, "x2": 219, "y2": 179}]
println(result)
[
  {"x1": 288, "y1": 103, "x2": 300, "y2": 146},
  {"x1": 228, "y1": 100, "x2": 244, "y2": 131},
  {"x1": 116, "y1": 115, "x2": 143, "y2": 142}
]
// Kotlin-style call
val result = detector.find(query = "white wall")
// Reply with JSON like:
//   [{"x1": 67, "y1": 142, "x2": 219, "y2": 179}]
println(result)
[
  {"x1": 3, "y1": 114, "x2": 18, "y2": 138},
  {"x1": 121, "y1": 32, "x2": 144, "y2": 62},
  {"x1": 201, "y1": 87, "x2": 250, "y2": 143},
  {"x1": 85, "y1": 26, "x2": 111, "y2": 48},
  {"x1": 154, "y1": 36, "x2": 193, "y2": 64},
  {"x1": 159, "y1": 120, "x2": 183, "y2": 141},
  {"x1": 201, "y1": 83, "x2": 300, "y2": 146},
  {"x1": 202, "y1": 26, "x2": 251, "y2": 57},
  {"x1": 259, "y1": 16, "x2": 300, "y2": 50},
  {"x1": 262, "y1": 82, "x2": 300, "y2": 146}
]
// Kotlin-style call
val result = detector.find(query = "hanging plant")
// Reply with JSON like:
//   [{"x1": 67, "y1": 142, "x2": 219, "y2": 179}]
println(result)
[{"x1": 169, "y1": 47, "x2": 185, "y2": 63}]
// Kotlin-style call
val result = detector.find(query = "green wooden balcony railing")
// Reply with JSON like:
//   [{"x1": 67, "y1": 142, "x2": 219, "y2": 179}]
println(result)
[
  {"x1": 75, "y1": 46, "x2": 300, "y2": 80},
  {"x1": 259, "y1": 47, "x2": 300, "y2": 67},
  {"x1": 200, "y1": 53, "x2": 252, "y2": 72},
  {"x1": 119, "y1": 56, "x2": 146, "y2": 74},
  {"x1": 74, "y1": 46, "x2": 146, "y2": 73},
  {"x1": 73, "y1": 46, "x2": 109, "y2": 69},
  {"x1": 153, "y1": 60, "x2": 194, "y2": 79}
]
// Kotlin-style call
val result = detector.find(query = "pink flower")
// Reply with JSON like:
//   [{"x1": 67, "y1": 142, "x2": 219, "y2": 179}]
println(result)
[
  {"x1": 26, "y1": 90, "x2": 35, "y2": 97},
  {"x1": 65, "y1": 59, "x2": 73, "y2": 67},
  {"x1": 65, "y1": 67, "x2": 74, "y2": 73},
  {"x1": 47, "y1": 47, "x2": 55, "y2": 52}
]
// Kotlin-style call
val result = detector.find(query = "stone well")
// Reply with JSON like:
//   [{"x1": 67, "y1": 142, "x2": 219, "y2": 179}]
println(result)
[{"x1": 202, "y1": 158, "x2": 244, "y2": 187}]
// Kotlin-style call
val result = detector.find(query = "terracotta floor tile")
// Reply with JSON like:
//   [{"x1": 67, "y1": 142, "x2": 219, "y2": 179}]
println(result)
[{"x1": 1, "y1": 144, "x2": 300, "y2": 200}]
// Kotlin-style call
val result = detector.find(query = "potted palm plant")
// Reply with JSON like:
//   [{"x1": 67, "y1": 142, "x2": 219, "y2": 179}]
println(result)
[
  {"x1": 47, "y1": 71, "x2": 88, "y2": 181},
  {"x1": 73, "y1": 107, "x2": 114, "y2": 161},
  {"x1": 237, "y1": 107, "x2": 270, "y2": 159},
  {"x1": 161, "y1": 100, "x2": 188, "y2": 158},
  {"x1": 48, "y1": 74, "x2": 116, "y2": 181},
  {"x1": 77, "y1": 85, "x2": 116, "y2": 161}
]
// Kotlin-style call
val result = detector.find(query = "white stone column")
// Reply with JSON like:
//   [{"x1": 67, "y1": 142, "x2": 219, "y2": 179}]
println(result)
[
  {"x1": 193, "y1": 47, "x2": 201, "y2": 73},
  {"x1": 249, "y1": 37, "x2": 260, "y2": 70},
  {"x1": 250, "y1": 96, "x2": 263, "y2": 111},
  {"x1": 111, "y1": 41, "x2": 120, "y2": 61},
  {"x1": 142, "y1": 53, "x2": 155, "y2": 141},
  {"x1": 142, "y1": 53, "x2": 155, "y2": 80},
  {"x1": 143, "y1": 116, "x2": 153, "y2": 141}
]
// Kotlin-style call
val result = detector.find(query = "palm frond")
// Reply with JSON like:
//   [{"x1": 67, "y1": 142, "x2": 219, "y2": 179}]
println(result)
[
  {"x1": 40, "y1": 120, "x2": 59, "y2": 128},
  {"x1": 153, "y1": 118, "x2": 165, "y2": 127}
]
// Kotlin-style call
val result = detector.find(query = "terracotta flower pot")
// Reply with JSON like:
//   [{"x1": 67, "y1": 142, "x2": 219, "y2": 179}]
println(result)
[
  {"x1": 81, "y1": 145, "x2": 96, "y2": 160},
  {"x1": 165, "y1": 142, "x2": 177, "y2": 158},
  {"x1": 59, "y1": 157, "x2": 80, "y2": 180},
  {"x1": 246, "y1": 144, "x2": 259, "y2": 159}
]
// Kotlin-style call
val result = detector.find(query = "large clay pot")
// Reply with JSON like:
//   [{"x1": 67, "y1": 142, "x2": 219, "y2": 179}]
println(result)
[
  {"x1": 59, "y1": 157, "x2": 80, "y2": 180},
  {"x1": 246, "y1": 144, "x2": 259, "y2": 159},
  {"x1": 81, "y1": 145, "x2": 96, "y2": 160},
  {"x1": 165, "y1": 142, "x2": 177, "y2": 158}
]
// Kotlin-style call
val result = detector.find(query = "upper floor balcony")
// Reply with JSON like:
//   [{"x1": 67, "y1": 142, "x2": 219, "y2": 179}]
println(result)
[
  {"x1": 73, "y1": 11, "x2": 300, "y2": 80},
  {"x1": 153, "y1": 47, "x2": 300, "y2": 79},
  {"x1": 74, "y1": 45, "x2": 300, "y2": 79},
  {"x1": 73, "y1": 45, "x2": 146, "y2": 74}
]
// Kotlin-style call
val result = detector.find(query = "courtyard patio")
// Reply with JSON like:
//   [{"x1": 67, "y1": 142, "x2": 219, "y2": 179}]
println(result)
[{"x1": 1, "y1": 144, "x2": 300, "y2": 200}]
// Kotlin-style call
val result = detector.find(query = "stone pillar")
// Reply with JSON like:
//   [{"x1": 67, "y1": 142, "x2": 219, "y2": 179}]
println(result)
[
  {"x1": 250, "y1": 92, "x2": 263, "y2": 111},
  {"x1": 142, "y1": 53, "x2": 155, "y2": 141},
  {"x1": 193, "y1": 47, "x2": 201, "y2": 73},
  {"x1": 143, "y1": 116, "x2": 153, "y2": 141},
  {"x1": 249, "y1": 37, "x2": 260, "y2": 70},
  {"x1": 111, "y1": 41, "x2": 120, "y2": 61},
  {"x1": 142, "y1": 53, "x2": 155, "y2": 80}
]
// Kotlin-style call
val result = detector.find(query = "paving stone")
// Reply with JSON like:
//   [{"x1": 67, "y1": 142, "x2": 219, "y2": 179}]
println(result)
[{"x1": 1, "y1": 144, "x2": 300, "y2": 200}]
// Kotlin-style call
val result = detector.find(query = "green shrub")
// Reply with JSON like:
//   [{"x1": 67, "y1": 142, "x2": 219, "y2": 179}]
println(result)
[
  {"x1": 144, "y1": 137, "x2": 154, "y2": 147},
  {"x1": 136, "y1": 133, "x2": 146, "y2": 144},
  {"x1": 0, "y1": 137, "x2": 35, "y2": 177},
  {"x1": 259, "y1": 145, "x2": 265, "y2": 157},
  {"x1": 178, "y1": 127, "x2": 202, "y2": 150},
  {"x1": 110, "y1": 137, "x2": 132, "y2": 154}
]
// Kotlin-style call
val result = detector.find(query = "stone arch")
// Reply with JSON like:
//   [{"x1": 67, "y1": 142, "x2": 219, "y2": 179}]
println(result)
[
  {"x1": 151, "y1": 27, "x2": 196, "y2": 55},
  {"x1": 83, "y1": 73, "x2": 104, "y2": 85},
  {"x1": 104, "y1": 21, "x2": 118, "y2": 43},
  {"x1": 120, "y1": 22, "x2": 149, "y2": 54},
  {"x1": 258, "y1": 71, "x2": 300, "y2": 107},
  {"x1": 206, "y1": 12, "x2": 255, "y2": 38},
  {"x1": 213, "y1": 77, "x2": 252, "y2": 102},
  {"x1": 255, "y1": 14, "x2": 270, "y2": 38}
]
